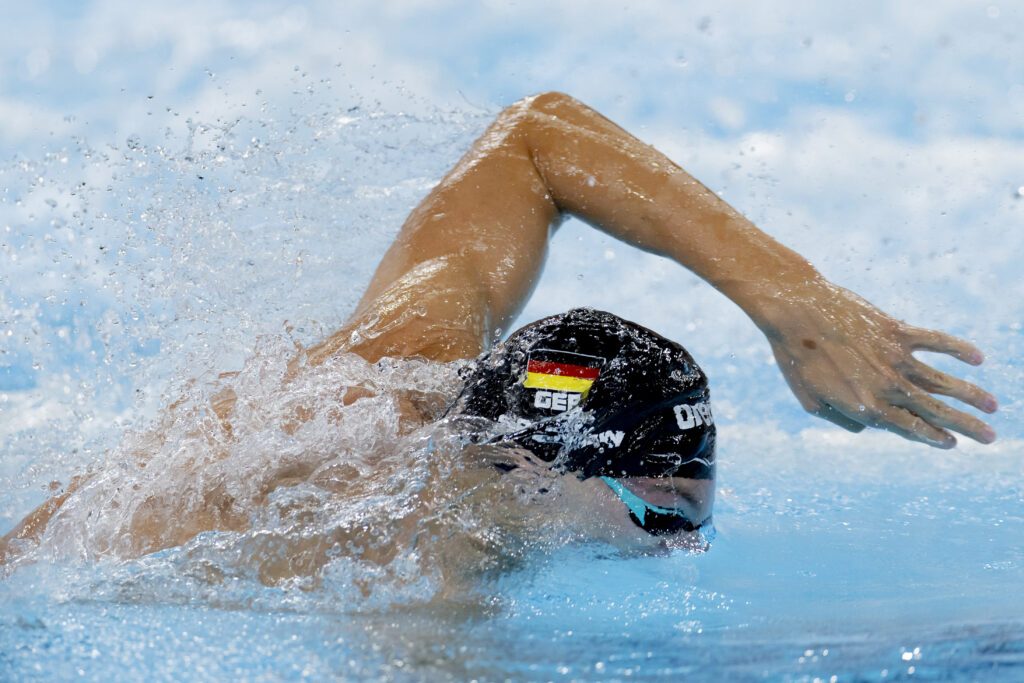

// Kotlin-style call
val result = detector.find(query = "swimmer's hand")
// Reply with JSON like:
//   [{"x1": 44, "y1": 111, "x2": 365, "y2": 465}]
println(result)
[{"x1": 759, "y1": 279, "x2": 997, "y2": 448}]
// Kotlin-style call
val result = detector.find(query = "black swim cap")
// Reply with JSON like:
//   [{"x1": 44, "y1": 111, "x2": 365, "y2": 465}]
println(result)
[{"x1": 451, "y1": 308, "x2": 716, "y2": 481}]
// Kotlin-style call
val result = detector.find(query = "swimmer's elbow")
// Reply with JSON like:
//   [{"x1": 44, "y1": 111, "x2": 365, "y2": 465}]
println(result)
[
  {"x1": 500, "y1": 91, "x2": 587, "y2": 128},
  {"x1": 521, "y1": 91, "x2": 582, "y2": 114}
]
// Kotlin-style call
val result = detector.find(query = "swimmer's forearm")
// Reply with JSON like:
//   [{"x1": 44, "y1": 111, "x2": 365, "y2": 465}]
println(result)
[
  {"x1": 521, "y1": 93, "x2": 823, "y2": 330},
  {"x1": 641, "y1": 172, "x2": 825, "y2": 332}
]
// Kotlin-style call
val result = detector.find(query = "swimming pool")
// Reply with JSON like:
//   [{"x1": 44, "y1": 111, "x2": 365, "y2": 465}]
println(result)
[
  {"x1": 2, "y1": 2, "x2": 1023, "y2": 680},
  {"x1": 3, "y1": 419, "x2": 1022, "y2": 681}
]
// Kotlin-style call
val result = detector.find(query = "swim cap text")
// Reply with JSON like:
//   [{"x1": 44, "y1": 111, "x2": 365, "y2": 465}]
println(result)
[
  {"x1": 673, "y1": 401, "x2": 714, "y2": 430},
  {"x1": 533, "y1": 390, "x2": 582, "y2": 412}
]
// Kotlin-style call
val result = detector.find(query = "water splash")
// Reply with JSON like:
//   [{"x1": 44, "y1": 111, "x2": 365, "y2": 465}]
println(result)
[
  {"x1": 0, "y1": 94, "x2": 491, "y2": 522},
  {"x1": 10, "y1": 340, "x2": 607, "y2": 611},
  {"x1": 0, "y1": 94, "x2": 575, "y2": 608}
]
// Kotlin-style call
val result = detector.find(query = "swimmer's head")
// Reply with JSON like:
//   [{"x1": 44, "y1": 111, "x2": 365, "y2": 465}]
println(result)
[{"x1": 451, "y1": 308, "x2": 716, "y2": 484}]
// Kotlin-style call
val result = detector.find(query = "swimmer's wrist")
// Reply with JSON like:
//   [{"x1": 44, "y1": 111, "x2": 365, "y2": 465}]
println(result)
[
  {"x1": 714, "y1": 263, "x2": 829, "y2": 335},
  {"x1": 657, "y1": 205, "x2": 827, "y2": 334}
]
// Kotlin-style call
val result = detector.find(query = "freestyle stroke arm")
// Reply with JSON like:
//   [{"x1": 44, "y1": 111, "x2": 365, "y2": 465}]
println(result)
[
  {"x1": 0, "y1": 91, "x2": 999, "y2": 567},
  {"x1": 315, "y1": 91, "x2": 996, "y2": 448}
]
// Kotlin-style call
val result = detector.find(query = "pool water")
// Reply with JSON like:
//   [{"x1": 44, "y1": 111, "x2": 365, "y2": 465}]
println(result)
[
  {"x1": 4, "y1": 428, "x2": 1023, "y2": 681},
  {"x1": 2, "y1": 63, "x2": 1023, "y2": 681}
]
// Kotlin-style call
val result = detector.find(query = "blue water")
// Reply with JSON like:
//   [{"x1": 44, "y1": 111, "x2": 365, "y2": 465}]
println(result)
[
  {"x1": 4, "y1": 438, "x2": 1023, "y2": 681},
  {"x1": 3, "y1": 3, "x2": 1024, "y2": 680}
]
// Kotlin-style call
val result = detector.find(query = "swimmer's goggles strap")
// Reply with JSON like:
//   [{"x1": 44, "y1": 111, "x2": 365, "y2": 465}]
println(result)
[{"x1": 600, "y1": 476, "x2": 705, "y2": 535}]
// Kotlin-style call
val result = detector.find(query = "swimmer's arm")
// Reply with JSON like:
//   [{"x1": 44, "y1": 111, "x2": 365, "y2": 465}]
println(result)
[
  {"x1": 507, "y1": 93, "x2": 996, "y2": 447},
  {"x1": 509, "y1": 93, "x2": 996, "y2": 447},
  {"x1": 307, "y1": 99, "x2": 561, "y2": 365},
  {"x1": 329, "y1": 91, "x2": 996, "y2": 446}
]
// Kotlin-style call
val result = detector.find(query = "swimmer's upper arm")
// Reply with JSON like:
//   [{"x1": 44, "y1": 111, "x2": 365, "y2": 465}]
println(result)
[
  {"x1": 313, "y1": 98, "x2": 562, "y2": 364},
  {"x1": 319, "y1": 90, "x2": 710, "y2": 365}
]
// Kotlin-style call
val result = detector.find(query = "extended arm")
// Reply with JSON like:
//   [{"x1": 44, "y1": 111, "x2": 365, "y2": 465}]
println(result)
[
  {"x1": 1, "y1": 92, "x2": 999, "y2": 570},
  {"x1": 314, "y1": 92, "x2": 996, "y2": 447}
]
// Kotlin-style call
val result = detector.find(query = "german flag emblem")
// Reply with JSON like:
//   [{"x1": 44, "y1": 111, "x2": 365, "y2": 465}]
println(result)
[{"x1": 523, "y1": 349, "x2": 605, "y2": 398}]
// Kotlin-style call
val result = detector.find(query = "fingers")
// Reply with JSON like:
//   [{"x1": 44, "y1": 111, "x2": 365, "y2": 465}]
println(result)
[
  {"x1": 898, "y1": 327, "x2": 997, "y2": 445},
  {"x1": 904, "y1": 359, "x2": 998, "y2": 413},
  {"x1": 872, "y1": 405, "x2": 958, "y2": 449},
  {"x1": 813, "y1": 403, "x2": 867, "y2": 433},
  {"x1": 904, "y1": 326, "x2": 984, "y2": 365},
  {"x1": 814, "y1": 398, "x2": 953, "y2": 447},
  {"x1": 892, "y1": 388, "x2": 997, "y2": 445},
  {"x1": 780, "y1": 324, "x2": 996, "y2": 447},
  {"x1": 791, "y1": 383, "x2": 866, "y2": 433}
]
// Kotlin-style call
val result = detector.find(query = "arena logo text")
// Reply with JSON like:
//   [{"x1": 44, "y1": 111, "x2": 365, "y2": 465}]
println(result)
[{"x1": 673, "y1": 401, "x2": 714, "y2": 430}]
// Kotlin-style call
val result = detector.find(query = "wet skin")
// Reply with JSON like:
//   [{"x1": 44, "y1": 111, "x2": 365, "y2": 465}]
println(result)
[
  {"x1": 1, "y1": 92, "x2": 997, "y2": 567},
  {"x1": 313, "y1": 91, "x2": 996, "y2": 447}
]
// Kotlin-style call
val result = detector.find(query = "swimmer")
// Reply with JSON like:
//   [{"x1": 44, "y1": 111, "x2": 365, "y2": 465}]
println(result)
[{"x1": 0, "y1": 92, "x2": 998, "y2": 571}]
